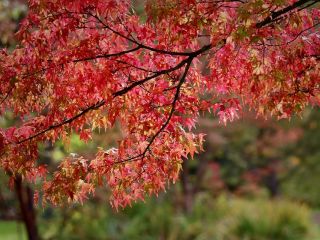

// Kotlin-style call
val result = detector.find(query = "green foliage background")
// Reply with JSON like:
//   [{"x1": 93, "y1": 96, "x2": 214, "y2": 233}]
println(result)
[{"x1": 1, "y1": 1, "x2": 320, "y2": 240}]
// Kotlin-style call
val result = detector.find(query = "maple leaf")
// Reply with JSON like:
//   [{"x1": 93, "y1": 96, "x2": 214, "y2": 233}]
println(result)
[{"x1": 0, "y1": 0, "x2": 318, "y2": 208}]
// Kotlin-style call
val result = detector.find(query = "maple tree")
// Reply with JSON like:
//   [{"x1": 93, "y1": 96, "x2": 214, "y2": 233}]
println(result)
[{"x1": 0, "y1": 0, "x2": 319, "y2": 209}]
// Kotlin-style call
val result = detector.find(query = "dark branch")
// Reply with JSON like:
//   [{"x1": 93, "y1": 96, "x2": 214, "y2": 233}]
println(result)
[
  {"x1": 72, "y1": 46, "x2": 141, "y2": 63},
  {"x1": 114, "y1": 57, "x2": 194, "y2": 164},
  {"x1": 88, "y1": 12, "x2": 213, "y2": 57},
  {"x1": 256, "y1": 0, "x2": 318, "y2": 28},
  {"x1": 11, "y1": 1, "x2": 314, "y2": 145},
  {"x1": 15, "y1": 44, "x2": 211, "y2": 145},
  {"x1": 17, "y1": 101, "x2": 105, "y2": 144}
]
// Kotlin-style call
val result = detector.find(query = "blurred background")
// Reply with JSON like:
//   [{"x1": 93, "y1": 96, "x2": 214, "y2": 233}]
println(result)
[{"x1": 1, "y1": 0, "x2": 320, "y2": 239}]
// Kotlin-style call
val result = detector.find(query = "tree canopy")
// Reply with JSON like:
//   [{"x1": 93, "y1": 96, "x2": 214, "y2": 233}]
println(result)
[{"x1": 0, "y1": 0, "x2": 319, "y2": 209}]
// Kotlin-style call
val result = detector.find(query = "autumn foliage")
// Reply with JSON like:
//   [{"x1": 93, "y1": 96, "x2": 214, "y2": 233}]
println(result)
[{"x1": 0, "y1": 0, "x2": 319, "y2": 209}]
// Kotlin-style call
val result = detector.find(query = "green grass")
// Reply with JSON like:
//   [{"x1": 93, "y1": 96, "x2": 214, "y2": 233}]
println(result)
[{"x1": 0, "y1": 221, "x2": 27, "y2": 240}]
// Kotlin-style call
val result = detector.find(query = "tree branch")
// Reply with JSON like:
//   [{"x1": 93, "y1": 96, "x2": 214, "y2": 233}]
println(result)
[
  {"x1": 256, "y1": 0, "x2": 318, "y2": 28},
  {"x1": 17, "y1": 101, "x2": 105, "y2": 144},
  {"x1": 72, "y1": 46, "x2": 141, "y2": 63},
  {"x1": 11, "y1": 0, "x2": 316, "y2": 145},
  {"x1": 114, "y1": 57, "x2": 194, "y2": 164}
]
